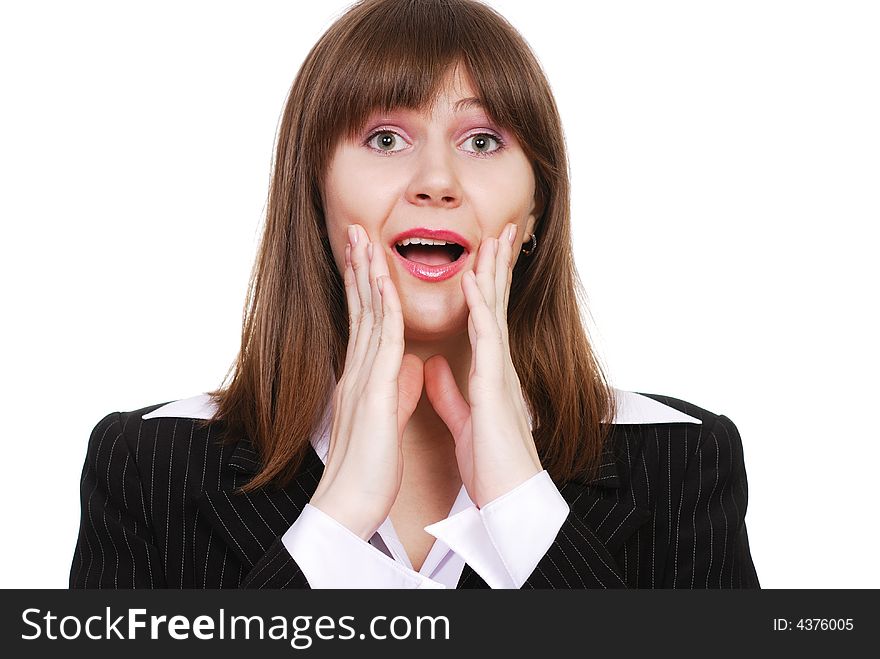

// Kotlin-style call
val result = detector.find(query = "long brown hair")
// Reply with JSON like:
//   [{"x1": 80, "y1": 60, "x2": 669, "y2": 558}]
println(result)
[{"x1": 202, "y1": 0, "x2": 617, "y2": 493}]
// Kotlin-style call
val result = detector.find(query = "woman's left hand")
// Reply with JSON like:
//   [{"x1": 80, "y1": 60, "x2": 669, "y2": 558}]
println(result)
[{"x1": 424, "y1": 222, "x2": 543, "y2": 509}]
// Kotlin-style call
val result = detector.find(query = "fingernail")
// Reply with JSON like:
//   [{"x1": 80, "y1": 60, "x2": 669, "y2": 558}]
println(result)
[
  {"x1": 493, "y1": 238, "x2": 499, "y2": 255},
  {"x1": 507, "y1": 224, "x2": 516, "y2": 245},
  {"x1": 378, "y1": 276, "x2": 385, "y2": 293},
  {"x1": 367, "y1": 242, "x2": 373, "y2": 260},
  {"x1": 348, "y1": 225, "x2": 358, "y2": 245},
  {"x1": 344, "y1": 244, "x2": 351, "y2": 267}
]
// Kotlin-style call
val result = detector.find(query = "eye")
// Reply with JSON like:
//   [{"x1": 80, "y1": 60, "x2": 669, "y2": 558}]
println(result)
[
  {"x1": 363, "y1": 128, "x2": 507, "y2": 157},
  {"x1": 365, "y1": 130, "x2": 409, "y2": 155},
  {"x1": 461, "y1": 132, "x2": 505, "y2": 157}
]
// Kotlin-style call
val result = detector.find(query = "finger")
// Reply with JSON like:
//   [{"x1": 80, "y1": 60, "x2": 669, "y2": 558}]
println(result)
[
  {"x1": 370, "y1": 271, "x2": 405, "y2": 387},
  {"x1": 474, "y1": 236, "x2": 496, "y2": 311},
  {"x1": 423, "y1": 355, "x2": 470, "y2": 437},
  {"x1": 342, "y1": 241, "x2": 361, "y2": 367},
  {"x1": 502, "y1": 224, "x2": 518, "y2": 315},
  {"x1": 397, "y1": 353, "x2": 424, "y2": 437},
  {"x1": 348, "y1": 225, "x2": 374, "y2": 371},
  {"x1": 496, "y1": 223, "x2": 515, "y2": 328},
  {"x1": 369, "y1": 234, "x2": 393, "y2": 280},
  {"x1": 462, "y1": 270, "x2": 503, "y2": 385},
  {"x1": 369, "y1": 237, "x2": 395, "y2": 355},
  {"x1": 362, "y1": 239, "x2": 386, "y2": 373}
]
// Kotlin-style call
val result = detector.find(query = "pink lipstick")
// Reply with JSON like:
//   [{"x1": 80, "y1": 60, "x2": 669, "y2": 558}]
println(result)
[{"x1": 389, "y1": 227, "x2": 471, "y2": 283}]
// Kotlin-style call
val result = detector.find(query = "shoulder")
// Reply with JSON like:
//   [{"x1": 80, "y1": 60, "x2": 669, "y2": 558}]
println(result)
[
  {"x1": 610, "y1": 390, "x2": 746, "y2": 481},
  {"x1": 630, "y1": 391, "x2": 742, "y2": 445},
  {"x1": 582, "y1": 391, "x2": 753, "y2": 521},
  {"x1": 82, "y1": 394, "x2": 230, "y2": 475},
  {"x1": 611, "y1": 391, "x2": 745, "y2": 486},
  {"x1": 613, "y1": 388, "x2": 739, "y2": 434}
]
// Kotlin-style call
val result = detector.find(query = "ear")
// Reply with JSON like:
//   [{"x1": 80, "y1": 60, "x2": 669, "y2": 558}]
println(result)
[
  {"x1": 526, "y1": 177, "x2": 545, "y2": 239},
  {"x1": 525, "y1": 214, "x2": 537, "y2": 242},
  {"x1": 524, "y1": 201, "x2": 538, "y2": 245}
]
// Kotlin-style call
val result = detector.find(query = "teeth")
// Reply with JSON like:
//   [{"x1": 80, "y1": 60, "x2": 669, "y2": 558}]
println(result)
[{"x1": 395, "y1": 237, "x2": 459, "y2": 248}]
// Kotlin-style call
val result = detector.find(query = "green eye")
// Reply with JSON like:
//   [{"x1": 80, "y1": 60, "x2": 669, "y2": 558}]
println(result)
[
  {"x1": 367, "y1": 131, "x2": 407, "y2": 153},
  {"x1": 463, "y1": 133, "x2": 504, "y2": 155}
]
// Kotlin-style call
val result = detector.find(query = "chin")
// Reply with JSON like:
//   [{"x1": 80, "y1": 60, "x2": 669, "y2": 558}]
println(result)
[
  {"x1": 396, "y1": 281, "x2": 469, "y2": 336},
  {"x1": 401, "y1": 308, "x2": 468, "y2": 342}
]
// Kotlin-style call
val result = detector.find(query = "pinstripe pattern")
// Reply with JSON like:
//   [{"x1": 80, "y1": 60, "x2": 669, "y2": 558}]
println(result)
[{"x1": 69, "y1": 393, "x2": 759, "y2": 589}]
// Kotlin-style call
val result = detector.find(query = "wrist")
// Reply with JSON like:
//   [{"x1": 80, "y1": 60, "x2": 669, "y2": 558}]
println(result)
[
  {"x1": 309, "y1": 494, "x2": 377, "y2": 542},
  {"x1": 477, "y1": 465, "x2": 542, "y2": 508}
]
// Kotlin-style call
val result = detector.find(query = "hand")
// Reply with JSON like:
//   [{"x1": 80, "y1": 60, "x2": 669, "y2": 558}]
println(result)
[
  {"x1": 424, "y1": 223, "x2": 542, "y2": 509},
  {"x1": 309, "y1": 224, "x2": 424, "y2": 540}
]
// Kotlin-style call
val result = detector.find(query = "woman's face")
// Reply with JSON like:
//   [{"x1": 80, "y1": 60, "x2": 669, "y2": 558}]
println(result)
[{"x1": 322, "y1": 66, "x2": 538, "y2": 341}]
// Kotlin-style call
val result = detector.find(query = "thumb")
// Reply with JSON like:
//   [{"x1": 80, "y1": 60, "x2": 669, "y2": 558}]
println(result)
[
  {"x1": 397, "y1": 353, "x2": 424, "y2": 437},
  {"x1": 423, "y1": 355, "x2": 470, "y2": 437}
]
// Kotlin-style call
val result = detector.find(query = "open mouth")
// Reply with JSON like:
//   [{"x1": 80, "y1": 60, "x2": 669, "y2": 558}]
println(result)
[{"x1": 394, "y1": 239, "x2": 466, "y2": 266}]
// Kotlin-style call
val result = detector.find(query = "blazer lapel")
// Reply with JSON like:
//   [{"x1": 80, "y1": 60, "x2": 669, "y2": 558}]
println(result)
[
  {"x1": 457, "y1": 427, "x2": 650, "y2": 589},
  {"x1": 561, "y1": 482, "x2": 652, "y2": 556},
  {"x1": 565, "y1": 424, "x2": 653, "y2": 555},
  {"x1": 195, "y1": 437, "x2": 325, "y2": 569}
]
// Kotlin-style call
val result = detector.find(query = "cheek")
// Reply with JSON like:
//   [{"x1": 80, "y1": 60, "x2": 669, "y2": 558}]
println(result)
[
  {"x1": 324, "y1": 164, "x2": 396, "y2": 232},
  {"x1": 470, "y1": 161, "x2": 535, "y2": 219},
  {"x1": 502, "y1": 163, "x2": 536, "y2": 213},
  {"x1": 324, "y1": 150, "x2": 368, "y2": 218},
  {"x1": 322, "y1": 176, "x2": 362, "y2": 271},
  {"x1": 323, "y1": 191, "x2": 388, "y2": 279},
  {"x1": 323, "y1": 173, "x2": 360, "y2": 221}
]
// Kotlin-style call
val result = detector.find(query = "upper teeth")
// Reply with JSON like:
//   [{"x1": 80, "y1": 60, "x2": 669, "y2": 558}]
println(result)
[{"x1": 395, "y1": 237, "x2": 458, "y2": 247}]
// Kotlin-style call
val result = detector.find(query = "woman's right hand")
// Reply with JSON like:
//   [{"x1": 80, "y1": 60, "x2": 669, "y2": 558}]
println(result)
[{"x1": 309, "y1": 224, "x2": 424, "y2": 540}]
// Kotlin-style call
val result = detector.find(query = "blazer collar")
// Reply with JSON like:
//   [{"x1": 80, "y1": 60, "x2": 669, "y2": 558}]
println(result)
[
  {"x1": 142, "y1": 386, "x2": 701, "y2": 432},
  {"x1": 144, "y1": 386, "x2": 702, "y2": 492}
]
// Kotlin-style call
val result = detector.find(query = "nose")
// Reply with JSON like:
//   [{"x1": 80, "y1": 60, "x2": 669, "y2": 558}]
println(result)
[{"x1": 404, "y1": 135, "x2": 463, "y2": 209}]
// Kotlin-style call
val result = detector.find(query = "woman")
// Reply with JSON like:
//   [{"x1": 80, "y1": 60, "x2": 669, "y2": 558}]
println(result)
[{"x1": 70, "y1": 0, "x2": 759, "y2": 589}]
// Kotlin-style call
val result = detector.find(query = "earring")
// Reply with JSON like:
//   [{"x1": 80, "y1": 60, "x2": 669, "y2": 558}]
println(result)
[{"x1": 521, "y1": 233, "x2": 537, "y2": 256}]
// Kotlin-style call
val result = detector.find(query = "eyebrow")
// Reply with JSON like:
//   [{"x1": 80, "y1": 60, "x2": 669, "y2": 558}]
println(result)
[
  {"x1": 453, "y1": 97, "x2": 485, "y2": 113},
  {"x1": 359, "y1": 96, "x2": 487, "y2": 130}
]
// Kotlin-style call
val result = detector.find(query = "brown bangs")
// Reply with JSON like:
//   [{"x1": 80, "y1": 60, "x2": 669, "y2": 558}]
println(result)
[{"x1": 304, "y1": 0, "x2": 554, "y2": 176}]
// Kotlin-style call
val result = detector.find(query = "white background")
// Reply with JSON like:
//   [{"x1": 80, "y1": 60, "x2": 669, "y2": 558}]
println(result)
[{"x1": 1, "y1": 0, "x2": 877, "y2": 588}]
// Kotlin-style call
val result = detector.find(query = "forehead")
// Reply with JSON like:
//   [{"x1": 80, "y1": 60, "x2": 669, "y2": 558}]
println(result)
[
  {"x1": 369, "y1": 65, "x2": 482, "y2": 120},
  {"x1": 432, "y1": 66, "x2": 477, "y2": 104}
]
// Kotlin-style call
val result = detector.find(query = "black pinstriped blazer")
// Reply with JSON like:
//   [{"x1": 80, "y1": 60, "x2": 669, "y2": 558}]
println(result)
[{"x1": 69, "y1": 392, "x2": 760, "y2": 589}]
